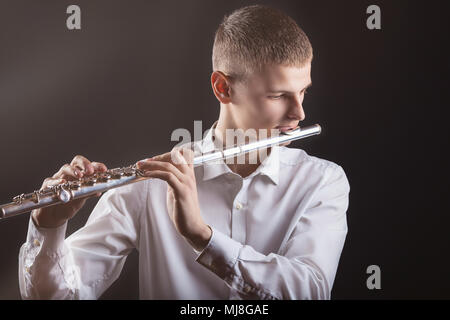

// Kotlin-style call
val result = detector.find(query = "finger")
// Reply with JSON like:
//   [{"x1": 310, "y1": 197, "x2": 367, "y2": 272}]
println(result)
[
  {"x1": 158, "y1": 147, "x2": 195, "y2": 165},
  {"x1": 70, "y1": 155, "x2": 94, "y2": 175},
  {"x1": 149, "y1": 151, "x2": 171, "y2": 162},
  {"x1": 179, "y1": 147, "x2": 195, "y2": 170},
  {"x1": 91, "y1": 162, "x2": 108, "y2": 173},
  {"x1": 41, "y1": 177, "x2": 66, "y2": 190},
  {"x1": 153, "y1": 147, "x2": 194, "y2": 171},
  {"x1": 137, "y1": 160, "x2": 185, "y2": 183},
  {"x1": 139, "y1": 148, "x2": 194, "y2": 175},
  {"x1": 54, "y1": 164, "x2": 83, "y2": 181},
  {"x1": 169, "y1": 148, "x2": 195, "y2": 176},
  {"x1": 53, "y1": 164, "x2": 83, "y2": 180},
  {"x1": 141, "y1": 169, "x2": 185, "y2": 197}
]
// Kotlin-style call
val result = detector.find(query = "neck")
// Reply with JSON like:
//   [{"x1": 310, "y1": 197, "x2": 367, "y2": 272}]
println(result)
[
  {"x1": 225, "y1": 148, "x2": 272, "y2": 178},
  {"x1": 213, "y1": 116, "x2": 271, "y2": 177}
]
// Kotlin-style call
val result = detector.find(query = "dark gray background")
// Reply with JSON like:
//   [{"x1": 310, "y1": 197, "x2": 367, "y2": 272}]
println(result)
[{"x1": 0, "y1": 0, "x2": 448, "y2": 299}]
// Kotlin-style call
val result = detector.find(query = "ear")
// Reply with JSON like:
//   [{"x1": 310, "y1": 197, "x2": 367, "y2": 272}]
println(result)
[{"x1": 211, "y1": 71, "x2": 232, "y2": 104}]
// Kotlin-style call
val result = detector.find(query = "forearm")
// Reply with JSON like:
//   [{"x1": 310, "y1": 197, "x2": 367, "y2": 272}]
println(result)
[
  {"x1": 195, "y1": 226, "x2": 336, "y2": 300},
  {"x1": 184, "y1": 224, "x2": 213, "y2": 252},
  {"x1": 19, "y1": 182, "x2": 142, "y2": 300}
]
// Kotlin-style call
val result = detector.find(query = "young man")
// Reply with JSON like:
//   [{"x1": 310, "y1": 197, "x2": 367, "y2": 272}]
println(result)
[{"x1": 19, "y1": 5, "x2": 350, "y2": 299}]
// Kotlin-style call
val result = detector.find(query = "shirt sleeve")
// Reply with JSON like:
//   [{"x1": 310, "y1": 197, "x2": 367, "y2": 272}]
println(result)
[
  {"x1": 18, "y1": 180, "x2": 146, "y2": 300},
  {"x1": 195, "y1": 165, "x2": 350, "y2": 300}
]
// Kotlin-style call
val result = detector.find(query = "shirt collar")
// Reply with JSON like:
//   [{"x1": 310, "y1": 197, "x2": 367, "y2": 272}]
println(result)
[{"x1": 197, "y1": 121, "x2": 280, "y2": 185}]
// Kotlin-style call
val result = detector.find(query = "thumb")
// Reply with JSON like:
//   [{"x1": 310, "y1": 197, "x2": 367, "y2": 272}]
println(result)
[{"x1": 166, "y1": 187, "x2": 175, "y2": 220}]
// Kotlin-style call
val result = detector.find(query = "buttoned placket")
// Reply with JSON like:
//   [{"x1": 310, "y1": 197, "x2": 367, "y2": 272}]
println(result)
[
  {"x1": 227, "y1": 175, "x2": 257, "y2": 299},
  {"x1": 229, "y1": 176, "x2": 247, "y2": 244}
]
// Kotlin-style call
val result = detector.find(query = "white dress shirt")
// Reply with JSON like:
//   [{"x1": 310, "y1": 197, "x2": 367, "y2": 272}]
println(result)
[{"x1": 18, "y1": 121, "x2": 350, "y2": 300}]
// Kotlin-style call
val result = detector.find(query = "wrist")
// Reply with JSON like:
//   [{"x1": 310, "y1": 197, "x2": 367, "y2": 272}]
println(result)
[
  {"x1": 185, "y1": 224, "x2": 212, "y2": 252},
  {"x1": 32, "y1": 210, "x2": 66, "y2": 229}
]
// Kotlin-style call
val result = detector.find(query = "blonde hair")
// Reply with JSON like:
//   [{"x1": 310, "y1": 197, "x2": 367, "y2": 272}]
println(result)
[{"x1": 212, "y1": 5, "x2": 313, "y2": 83}]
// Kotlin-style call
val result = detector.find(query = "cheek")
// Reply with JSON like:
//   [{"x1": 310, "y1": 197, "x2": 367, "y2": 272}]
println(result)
[
  {"x1": 240, "y1": 93, "x2": 286, "y2": 125},
  {"x1": 259, "y1": 100, "x2": 287, "y2": 122}
]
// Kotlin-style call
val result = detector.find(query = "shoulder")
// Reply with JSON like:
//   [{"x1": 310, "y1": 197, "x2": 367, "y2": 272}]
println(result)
[
  {"x1": 279, "y1": 147, "x2": 350, "y2": 196},
  {"x1": 278, "y1": 146, "x2": 349, "y2": 185}
]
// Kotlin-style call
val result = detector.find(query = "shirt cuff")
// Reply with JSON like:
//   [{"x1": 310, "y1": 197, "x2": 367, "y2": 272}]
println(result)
[
  {"x1": 26, "y1": 214, "x2": 68, "y2": 257},
  {"x1": 195, "y1": 226, "x2": 242, "y2": 279}
]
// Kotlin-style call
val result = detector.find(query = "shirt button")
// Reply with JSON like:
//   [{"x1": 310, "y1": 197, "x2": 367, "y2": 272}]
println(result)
[
  {"x1": 25, "y1": 267, "x2": 31, "y2": 274},
  {"x1": 33, "y1": 239, "x2": 41, "y2": 246},
  {"x1": 235, "y1": 202, "x2": 243, "y2": 210}
]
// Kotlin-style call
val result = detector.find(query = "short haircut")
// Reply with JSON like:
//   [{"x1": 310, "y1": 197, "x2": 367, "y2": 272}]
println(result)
[{"x1": 212, "y1": 5, "x2": 313, "y2": 83}]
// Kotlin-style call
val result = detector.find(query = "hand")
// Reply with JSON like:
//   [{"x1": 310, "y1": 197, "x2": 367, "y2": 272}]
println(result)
[
  {"x1": 32, "y1": 155, "x2": 108, "y2": 228},
  {"x1": 136, "y1": 147, "x2": 212, "y2": 251}
]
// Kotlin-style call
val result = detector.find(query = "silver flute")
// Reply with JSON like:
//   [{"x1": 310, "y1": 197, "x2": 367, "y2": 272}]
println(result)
[{"x1": 0, "y1": 124, "x2": 321, "y2": 220}]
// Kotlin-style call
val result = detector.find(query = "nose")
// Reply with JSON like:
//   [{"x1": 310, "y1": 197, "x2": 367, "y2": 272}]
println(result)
[{"x1": 287, "y1": 95, "x2": 306, "y2": 121}]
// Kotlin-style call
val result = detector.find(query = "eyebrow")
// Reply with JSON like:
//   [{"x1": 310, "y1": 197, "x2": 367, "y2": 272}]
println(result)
[{"x1": 267, "y1": 82, "x2": 312, "y2": 94}]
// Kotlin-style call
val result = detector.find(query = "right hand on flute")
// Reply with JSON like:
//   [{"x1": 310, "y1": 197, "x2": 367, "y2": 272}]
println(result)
[{"x1": 31, "y1": 155, "x2": 108, "y2": 229}]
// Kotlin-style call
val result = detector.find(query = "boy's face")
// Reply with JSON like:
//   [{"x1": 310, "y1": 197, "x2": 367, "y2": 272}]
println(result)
[{"x1": 229, "y1": 62, "x2": 312, "y2": 135}]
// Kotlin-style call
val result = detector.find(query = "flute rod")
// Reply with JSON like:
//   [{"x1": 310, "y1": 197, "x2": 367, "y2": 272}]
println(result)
[{"x1": 0, "y1": 124, "x2": 321, "y2": 220}]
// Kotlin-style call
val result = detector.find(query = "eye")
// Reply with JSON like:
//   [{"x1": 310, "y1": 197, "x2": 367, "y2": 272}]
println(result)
[{"x1": 268, "y1": 94, "x2": 284, "y2": 99}]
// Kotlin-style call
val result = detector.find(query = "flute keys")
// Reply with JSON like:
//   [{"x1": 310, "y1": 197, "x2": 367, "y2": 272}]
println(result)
[
  {"x1": 82, "y1": 178, "x2": 97, "y2": 186},
  {"x1": 110, "y1": 170, "x2": 123, "y2": 179},
  {"x1": 97, "y1": 173, "x2": 111, "y2": 183},
  {"x1": 57, "y1": 187, "x2": 72, "y2": 203},
  {"x1": 13, "y1": 193, "x2": 26, "y2": 204},
  {"x1": 31, "y1": 191, "x2": 41, "y2": 203},
  {"x1": 123, "y1": 167, "x2": 134, "y2": 176},
  {"x1": 70, "y1": 181, "x2": 81, "y2": 190}
]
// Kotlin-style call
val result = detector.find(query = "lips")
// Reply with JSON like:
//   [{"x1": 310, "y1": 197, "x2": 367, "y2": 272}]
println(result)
[{"x1": 275, "y1": 126, "x2": 296, "y2": 132}]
